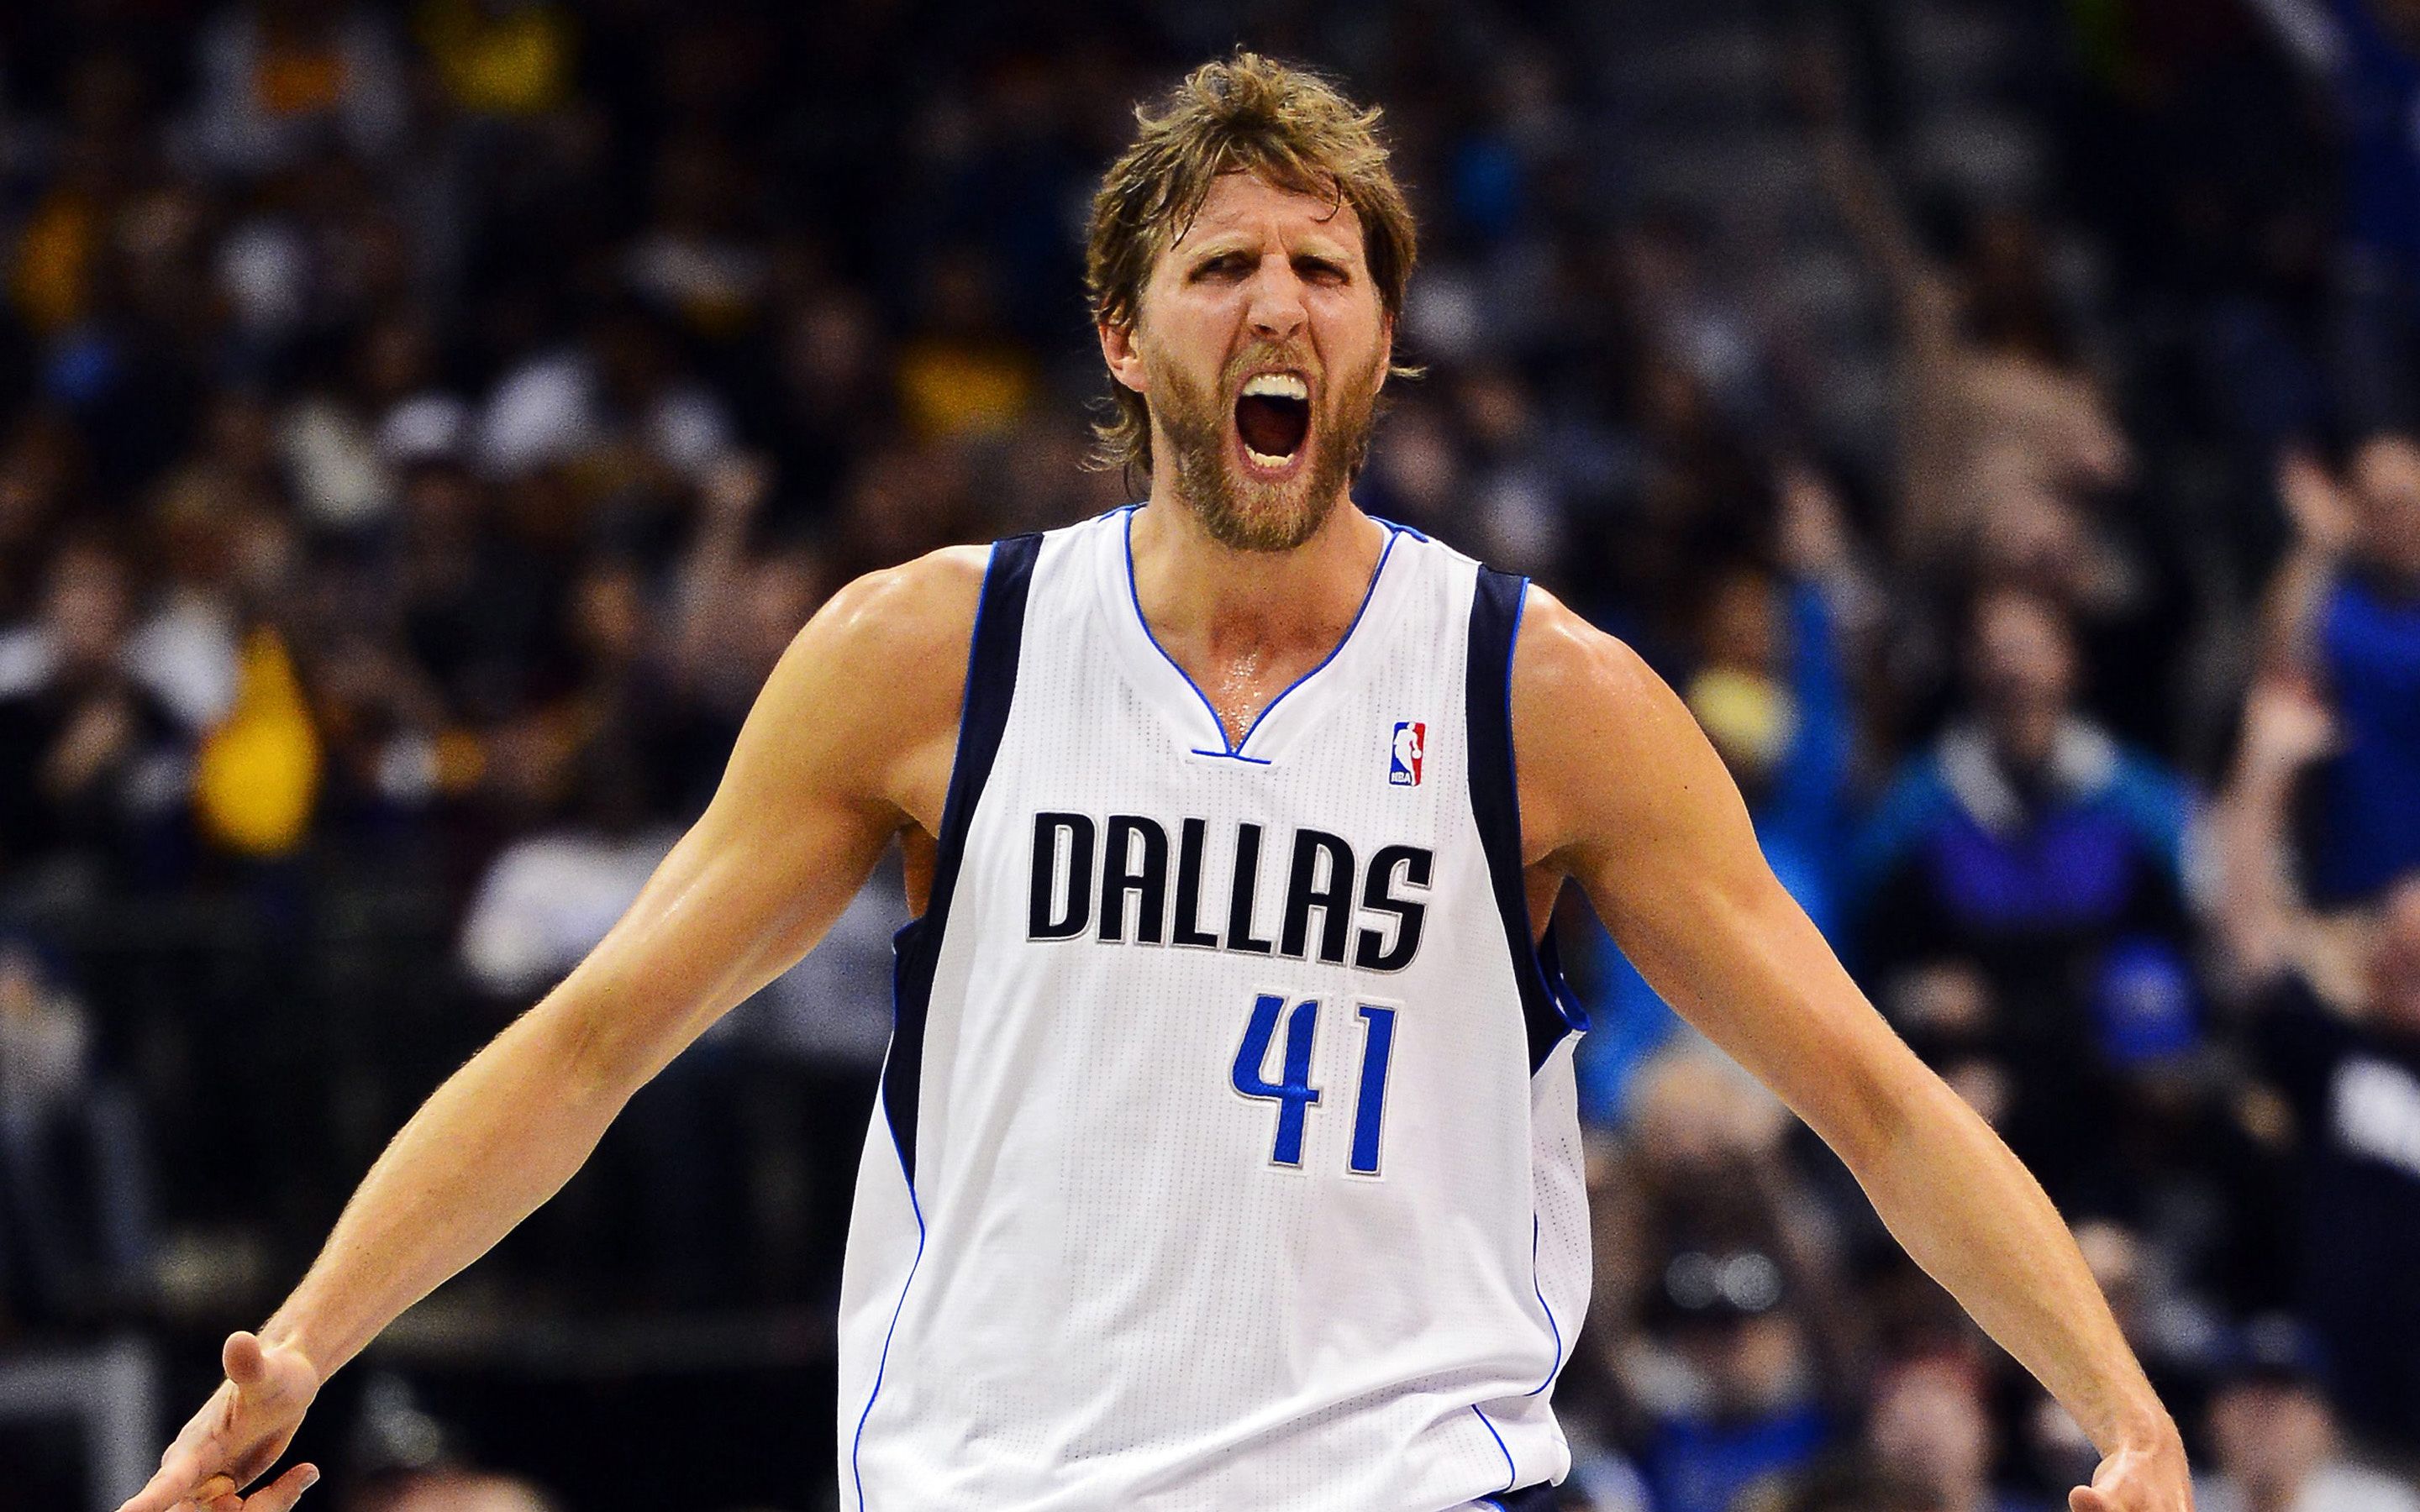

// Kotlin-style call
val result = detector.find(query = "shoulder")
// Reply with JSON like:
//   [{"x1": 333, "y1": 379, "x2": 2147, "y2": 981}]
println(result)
[
  {"x1": 1506, "y1": 584, "x2": 1666, "y2": 732},
  {"x1": 1505, "y1": 585, "x2": 1728, "y2": 864},
  {"x1": 805, "y1": 543, "x2": 992, "y2": 669},
  {"x1": 736, "y1": 543, "x2": 993, "y2": 822}
]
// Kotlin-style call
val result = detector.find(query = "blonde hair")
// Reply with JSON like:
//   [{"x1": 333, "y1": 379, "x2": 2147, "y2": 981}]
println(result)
[{"x1": 1085, "y1": 52, "x2": 1419, "y2": 475}]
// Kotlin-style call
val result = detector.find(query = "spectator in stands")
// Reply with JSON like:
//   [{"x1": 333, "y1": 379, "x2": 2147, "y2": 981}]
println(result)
[
  {"x1": 1636, "y1": 1249, "x2": 1833, "y2": 1512},
  {"x1": 2215, "y1": 674, "x2": 2420, "y2": 1452},
  {"x1": 2193, "y1": 1315, "x2": 2420, "y2": 1512},
  {"x1": 1804, "y1": 44, "x2": 2131, "y2": 577},
  {"x1": 0, "y1": 542, "x2": 188, "y2": 887},
  {"x1": 1575, "y1": 477, "x2": 1860, "y2": 1122},
  {"x1": 475, "y1": 293, "x2": 738, "y2": 489},
  {"x1": 1866, "y1": 1353, "x2": 2050, "y2": 1512},
  {"x1": 2266, "y1": 434, "x2": 2420, "y2": 901},
  {"x1": 1587, "y1": 1053, "x2": 1844, "y2": 1512},
  {"x1": 1851, "y1": 586, "x2": 2196, "y2": 1194},
  {"x1": 0, "y1": 932, "x2": 151, "y2": 1323}
]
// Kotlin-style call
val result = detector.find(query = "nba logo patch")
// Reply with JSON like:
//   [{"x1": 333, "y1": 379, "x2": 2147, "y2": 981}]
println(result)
[{"x1": 1390, "y1": 722, "x2": 1426, "y2": 786}]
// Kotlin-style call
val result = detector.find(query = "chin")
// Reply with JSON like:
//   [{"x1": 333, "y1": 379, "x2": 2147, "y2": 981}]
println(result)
[{"x1": 1199, "y1": 468, "x2": 1335, "y2": 552}]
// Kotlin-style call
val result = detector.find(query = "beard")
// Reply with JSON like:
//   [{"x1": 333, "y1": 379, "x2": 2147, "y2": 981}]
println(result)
[{"x1": 1150, "y1": 344, "x2": 1385, "y2": 552}]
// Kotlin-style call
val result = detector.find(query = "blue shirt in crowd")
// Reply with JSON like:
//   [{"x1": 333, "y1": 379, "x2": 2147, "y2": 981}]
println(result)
[{"x1": 2312, "y1": 571, "x2": 2420, "y2": 901}]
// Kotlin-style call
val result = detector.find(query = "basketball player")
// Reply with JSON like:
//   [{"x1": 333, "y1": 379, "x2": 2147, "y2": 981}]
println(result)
[{"x1": 124, "y1": 55, "x2": 2191, "y2": 1512}]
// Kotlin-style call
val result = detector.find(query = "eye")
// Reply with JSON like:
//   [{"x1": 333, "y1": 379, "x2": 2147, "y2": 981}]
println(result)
[
  {"x1": 1192, "y1": 253, "x2": 1252, "y2": 281},
  {"x1": 1294, "y1": 256, "x2": 1349, "y2": 285}
]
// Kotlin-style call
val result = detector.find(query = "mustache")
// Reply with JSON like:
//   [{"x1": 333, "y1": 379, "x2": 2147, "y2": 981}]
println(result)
[{"x1": 1223, "y1": 345, "x2": 1319, "y2": 389}]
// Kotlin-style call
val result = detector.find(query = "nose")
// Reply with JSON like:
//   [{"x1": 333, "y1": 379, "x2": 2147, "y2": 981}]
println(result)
[{"x1": 1246, "y1": 255, "x2": 1307, "y2": 342}]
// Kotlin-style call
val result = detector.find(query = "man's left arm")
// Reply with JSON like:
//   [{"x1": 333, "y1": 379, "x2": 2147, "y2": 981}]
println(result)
[{"x1": 1511, "y1": 589, "x2": 2189, "y2": 1512}]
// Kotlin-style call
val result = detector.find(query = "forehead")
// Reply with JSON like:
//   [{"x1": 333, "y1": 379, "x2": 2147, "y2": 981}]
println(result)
[{"x1": 1166, "y1": 171, "x2": 1367, "y2": 260}]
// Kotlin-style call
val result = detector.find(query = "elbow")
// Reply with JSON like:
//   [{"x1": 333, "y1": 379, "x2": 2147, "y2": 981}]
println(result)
[
  {"x1": 1804, "y1": 1042, "x2": 1933, "y2": 1177},
  {"x1": 520, "y1": 989, "x2": 650, "y2": 1110}
]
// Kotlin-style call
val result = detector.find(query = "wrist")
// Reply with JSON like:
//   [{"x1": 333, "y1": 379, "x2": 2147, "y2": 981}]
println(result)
[
  {"x1": 2098, "y1": 1404, "x2": 2183, "y2": 1459},
  {"x1": 255, "y1": 1314, "x2": 330, "y2": 1385}
]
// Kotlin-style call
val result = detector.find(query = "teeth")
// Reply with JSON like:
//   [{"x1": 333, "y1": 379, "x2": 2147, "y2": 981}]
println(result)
[
  {"x1": 1244, "y1": 446, "x2": 1294, "y2": 469},
  {"x1": 1242, "y1": 372, "x2": 1308, "y2": 401}
]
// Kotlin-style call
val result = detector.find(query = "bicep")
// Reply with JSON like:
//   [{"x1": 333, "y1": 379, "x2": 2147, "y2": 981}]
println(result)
[
  {"x1": 1525, "y1": 606, "x2": 1928, "y2": 1161},
  {"x1": 534, "y1": 555, "x2": 977, "y2": 1092},
  {"x1": 543, "y1": 671, "x2": 900, "y2": 1093}
]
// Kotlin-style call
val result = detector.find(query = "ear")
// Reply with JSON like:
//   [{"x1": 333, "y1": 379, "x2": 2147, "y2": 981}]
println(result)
[
  {"x1": 1099, "y1": 319, "x2": 1148, "y2": 396},
  {"x1": 1374, "y1": 312, "x2": 1396, "y2": 394}
]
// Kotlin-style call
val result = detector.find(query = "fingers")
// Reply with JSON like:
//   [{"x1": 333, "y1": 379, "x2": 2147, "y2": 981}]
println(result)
[
  {"x1": 240, "y1": 1464, "x2": 319, "y2": 1512},
  {"x1": 116, "y1": 1470, "x2": 187, "y2": 1512},
  {"x1": 118, "y1": 1460, "x2": 223, "y2": 1512},
  {"x1": 2070, "y1": 1489, "x2": 2112, "y2": 1512},
  {"x1": 223, "y1": 1332, "x2": 266, "y2": 1389},
  {"x1": 157, "y1": 1464, "x2": 315, "y2": 1512}
]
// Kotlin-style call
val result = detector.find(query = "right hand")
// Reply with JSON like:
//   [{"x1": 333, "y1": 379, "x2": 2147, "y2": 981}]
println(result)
[
  {"x1": 118, "y1": 1331, "x2": 322, "y2": 1512},
  {"x1": 2240, "y1": 676, "x2": 2337, "y2": 780},
  {"x1": 2275, "y1": 447, "x2": 2360, "y2": 558}
]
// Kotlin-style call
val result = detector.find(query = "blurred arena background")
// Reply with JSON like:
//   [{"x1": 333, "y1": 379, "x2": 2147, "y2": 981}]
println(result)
[{"x1": 3, "y1": 0, "x2": 2420, "y2": 1508}]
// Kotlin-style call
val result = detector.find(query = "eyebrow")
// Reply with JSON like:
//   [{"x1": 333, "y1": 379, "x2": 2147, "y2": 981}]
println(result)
[{"x1": 1182, "y1": 236, "x2": 1359, "y2": 265}]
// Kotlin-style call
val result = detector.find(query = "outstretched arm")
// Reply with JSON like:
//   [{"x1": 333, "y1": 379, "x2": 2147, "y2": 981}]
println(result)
[
  {"x1": 1512, "y1": 590, "x2": 2188, "y2": 1512},
  {"x1": 2212, "y1": 675, "x2": 2336, "y2": 982},
  {"x1": 121, "y1": 549, "x2": 986, "y2": 1512},
  {"x1": 2262, "y1": 449, "x2": 2355, "y2": 675}
]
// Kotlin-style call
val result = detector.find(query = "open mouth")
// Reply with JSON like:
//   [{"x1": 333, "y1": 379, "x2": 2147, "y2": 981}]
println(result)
[{"x1": 1234, "y1": 372, "x2": 1312, "y2": 470}]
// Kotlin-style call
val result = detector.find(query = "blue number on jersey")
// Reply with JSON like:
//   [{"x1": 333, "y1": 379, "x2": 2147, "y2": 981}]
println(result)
[
  {"x1": 1232, "y1": 993, "x2": 1322, "y2": 1166},
  {"x1": 1233, "y1": 995, "x2": 1400, "y2": 1173},
  {"x1": 1349, "y1": 1005, "x2": 1397, "y2": 1175}
]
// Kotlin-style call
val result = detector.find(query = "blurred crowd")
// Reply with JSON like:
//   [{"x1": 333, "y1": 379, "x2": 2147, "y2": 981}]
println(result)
[{"x1": 3, "y1": 0, "x2": 2420, "y2": 1509}]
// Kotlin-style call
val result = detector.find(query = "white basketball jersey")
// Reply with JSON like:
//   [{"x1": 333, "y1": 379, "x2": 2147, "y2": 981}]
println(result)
[{"x1": 837, "y1": 507, "x2": 1591, "y2": 1510}]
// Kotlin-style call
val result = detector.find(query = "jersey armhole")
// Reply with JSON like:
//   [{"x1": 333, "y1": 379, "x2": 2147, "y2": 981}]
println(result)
[
  {"x1": 1466, "y1": 566, "x2": 1588, "y2": 1073},
  {"x1": 881, "y1": 532, "x2": 1042, "y2": 1180}
]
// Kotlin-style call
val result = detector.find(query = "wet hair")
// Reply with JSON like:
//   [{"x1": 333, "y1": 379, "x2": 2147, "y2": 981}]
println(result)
[{"x1": 1084, "y1": 51, "x2": 1419, "y2": 475}]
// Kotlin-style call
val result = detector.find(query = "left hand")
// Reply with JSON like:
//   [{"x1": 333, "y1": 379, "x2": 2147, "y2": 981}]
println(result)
[{"x1": 2070, "y1": 1434, "x2": 2193, "y2": 1512}]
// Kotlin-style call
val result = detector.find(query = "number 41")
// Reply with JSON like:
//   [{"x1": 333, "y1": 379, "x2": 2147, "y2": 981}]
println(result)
[{"x1": 1230, "y1": 994, "x2": 1397, "y2": 1176}]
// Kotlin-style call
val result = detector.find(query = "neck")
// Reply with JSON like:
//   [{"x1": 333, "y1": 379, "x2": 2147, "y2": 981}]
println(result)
[
  {"x1": 1126, "y1": 486, "x2": 1390, "y2": 746},
  {"x1": 1127, "y1": 487, "x2": 1387, "y2": 655}
]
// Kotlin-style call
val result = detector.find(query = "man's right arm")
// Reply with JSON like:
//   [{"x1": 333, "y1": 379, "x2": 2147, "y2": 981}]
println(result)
[{"x1": 121, "y1": 547, "x2": 987, "y2": 1512}]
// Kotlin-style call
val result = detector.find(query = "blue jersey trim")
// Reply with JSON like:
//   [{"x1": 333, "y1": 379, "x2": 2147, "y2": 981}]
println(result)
[
  {"x1": 849, "y1": 1137, "x2": 926, "y2": 1509},
  {"x1": 1188, "y1": 747, "x2": 1276, "y2": 765},
  {"x1": 1525, "y1": 1215, "x2": 1564, "y2": 1396},
  {"x1": 1473, "y1": 1403, "x2": 1518, "y2": 1491},
  {"x1": 1465, "y1": 567, "x2": 1585, "y2": 1072},
  {"x1": 1120, "y1": 504, "x2": 1402, "y2": 760},
  {"x1": 855, "y1": 534, "x2": 1038, "y2": 1505},
  {"x1": 882, "y1": 533, "x2": 1040, "y2": 1184}
]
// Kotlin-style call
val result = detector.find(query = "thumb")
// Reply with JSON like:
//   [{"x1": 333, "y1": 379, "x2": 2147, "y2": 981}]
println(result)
[
  {"x1": 224, "y1": 1331, "x2": 266, "y2": 1389},
  {"x1": 2070, "y1": 1488, "x2": 2113, "y2": 1512}
]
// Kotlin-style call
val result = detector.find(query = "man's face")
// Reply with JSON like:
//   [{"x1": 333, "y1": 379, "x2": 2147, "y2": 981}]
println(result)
[
  {"x1": 1870, "y1": 1362, "x2": 1991, "y2": 1498},
  {"x1": 1968, "y1": 591, "x2": 2075, "y2": 731},
  {"x1": 2208, "y1": 1380, "x2": 2332, "y2": 1498},
  {"x1": 1103, "y1": 171, "x2": 1392, "y2": 550}
]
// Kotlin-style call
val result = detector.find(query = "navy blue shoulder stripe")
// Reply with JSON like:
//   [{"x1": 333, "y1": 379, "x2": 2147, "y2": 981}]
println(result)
[
  {"x1": 1465, "y1": 565, "x2": 1586, "y2": 1074},
  {"x1": 884, "y1": 533, "x2": 1042, "y2": 1184}
]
